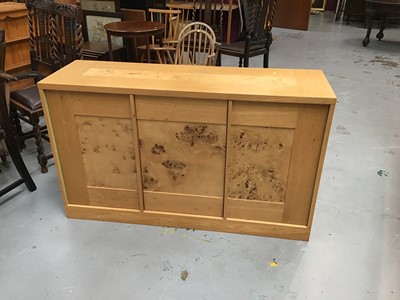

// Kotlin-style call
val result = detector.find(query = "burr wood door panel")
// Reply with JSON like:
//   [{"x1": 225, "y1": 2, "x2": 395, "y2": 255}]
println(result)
[
  {"x1": 136, "y1": 96, "x2": 227, "y2": 217},
  {"x1": 45, "y1": 91, "x2": 141, "y2": 209},
  {"x1": 226, "y1": 102, "x2": 329, "y2": 225}
]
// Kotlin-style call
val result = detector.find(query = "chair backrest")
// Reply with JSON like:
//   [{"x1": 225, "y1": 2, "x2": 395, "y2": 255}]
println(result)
[
  {"x1": 174, "y1": 28, "x2": 217, "y2": 66},
  {"x1": 26, "y1": 0, "x2": 54, "y2": 72},
  {"x1": 52, "y1": 2, "x2": 84, "y2": 69},
  {"x1": 177, "y1": 21, "x2": 216, "y2": 42},
  {"x1": 192, "y1": 0, "x2": 224, "y2": 41},
  {"x1": 241, "y1": 0, "x2": 278, "y2": 42},
  {"x1": 168, "y1": 3, "x2": 194, "y2": 26},
  {"x1": 26, "y1": 0, "x2": 83, "y2": 73},
  {"x1": 148, "y1": 8, "x2": 182, "y2": 44}
]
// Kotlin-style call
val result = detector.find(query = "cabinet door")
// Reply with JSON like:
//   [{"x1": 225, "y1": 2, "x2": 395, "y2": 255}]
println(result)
[
  {"x1": 226, "y1": 102, "x2": 328, "y2": 225},
  {"x1": 45, "y1": 91, "x2": 141, "y2": 210},
  {"x1": 136, "y1": 96, "x2": 227, "y2": 217}
]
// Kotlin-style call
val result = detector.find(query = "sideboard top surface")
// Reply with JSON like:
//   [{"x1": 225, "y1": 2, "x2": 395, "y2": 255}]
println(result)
[{"x1": 38, "y1": 60, "x2": 336, "y2": 104}]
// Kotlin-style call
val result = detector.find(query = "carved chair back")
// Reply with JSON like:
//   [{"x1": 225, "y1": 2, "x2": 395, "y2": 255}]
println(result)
[
  {"x1": 26, "y1": 0, "x2": 54, "y2": 73},
  {"x1": 193, "y1": 0, "x2": 224, "y2": 41},
  {"x1": 51, "y1": 1, "x2": 83, "y2": 69},
  {"x1": 26, "y1": 0, "x2": 83, "y2": 73},
  {"x1": 241, "y1": 0, "x2": 277, "y2": 42}
]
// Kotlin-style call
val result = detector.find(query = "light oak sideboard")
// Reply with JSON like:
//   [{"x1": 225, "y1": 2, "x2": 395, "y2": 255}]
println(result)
[{"x1": 38, "y1": 61, "x2": 336, "y2": 240}]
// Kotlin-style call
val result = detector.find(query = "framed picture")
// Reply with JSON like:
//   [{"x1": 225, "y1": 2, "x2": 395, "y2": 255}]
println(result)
[
  {"x1": 82, "y1": 10, "x2": 124, "y2": 46},
  {"x1": 80, "y1": 0, "x2": 120, "y2": 12},
  {"x1": 312, "y1": 0, "x2": 327, "y2": 11}
]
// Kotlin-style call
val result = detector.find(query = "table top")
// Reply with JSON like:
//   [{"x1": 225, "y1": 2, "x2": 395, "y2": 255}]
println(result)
[
  {"x1": 38, "y1": 60, "x2": 336, "y2": 104},
  {"x1": 104, "y1": 21, "x2": 165, "y2": 34}
]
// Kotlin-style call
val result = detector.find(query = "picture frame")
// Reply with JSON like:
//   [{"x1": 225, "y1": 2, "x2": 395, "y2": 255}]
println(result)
[
  {"x1": 80, "y1": 0, "x2": 121, "y2": 13},
  {"x1": 312, "y1": 0, "x2": 327, "y2": 11},
  {"x1": 82, "y1": 10, "x2": 124, "y2": 46}
]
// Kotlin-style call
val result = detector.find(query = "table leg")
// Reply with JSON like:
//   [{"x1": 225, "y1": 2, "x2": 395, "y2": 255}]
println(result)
[
  {"x1": 107, "y1": 32, "x2": 114, "y2": 61},
  {"x1": 363, "y1": 10, "x2": 373, "y2": 47},
  {"x1": 132, "y1": 37, "x2": 138, "y2": 62}
]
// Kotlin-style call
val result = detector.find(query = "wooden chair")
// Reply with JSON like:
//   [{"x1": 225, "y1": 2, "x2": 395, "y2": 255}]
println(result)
[
  {"x1": 219, "y1": 0, "x2": 277, "y2": 68},
  {"x1": 9, "y1": 0, "x2": 83, "y2": 173},
  {"x1": 193, "y1": 0, "x2": 224, "y2": 42},
  {"x1": 174, "y1": 27, "x2": 217, "y2": 66},
  {"x1": 177, "y1": 21, "x2": 220, "y2": 64},
  {"x1": 138, "y1": 8, "x2": 182, "y2": 63},
  {"x1": 168, "y1": 2, "x2": 194, "y2": 29},
  {"x1": 0, "y1": 32, "x2": 36, "y2": 197},
  {"x1": 177, "y1": 21, "x2": 216, "y2": 40}
]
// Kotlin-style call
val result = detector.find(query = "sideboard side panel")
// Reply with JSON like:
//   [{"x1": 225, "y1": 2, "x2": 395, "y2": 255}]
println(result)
[{"x1": 283, "y1": 104, "x2": 329, "y2": 225}]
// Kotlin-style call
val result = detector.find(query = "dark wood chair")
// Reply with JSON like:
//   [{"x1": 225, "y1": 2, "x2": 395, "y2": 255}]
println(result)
[
  {"x1": 193, "y1": 0, "x2": 225, "y2": 42},
  {"x1": 219, "y1": 0, "x2": 278, "y2": 68},
  {"x1": 0, "y1": 31, "x2": 36, "y2": 198},
  {"x1": 9, "y1": 0, "x2": 83, "y2": 173}
]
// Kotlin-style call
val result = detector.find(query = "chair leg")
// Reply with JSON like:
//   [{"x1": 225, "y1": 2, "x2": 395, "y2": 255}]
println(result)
[
  {"x1": 11, "y1": 109, "x2": 26, "y2": 150},
  {"x1": 0, "y1": 112, "x2": 36, "y2": 195},
  {"x1": 32, "y1": 115, "x2": 48, "y2": 173},
  {"x1": 3, "y1": 133, "x2": 37, "y2": 193},
  {"x1": 263, "y1": 33, "x2": 273, "y2": 68},
  {"x1": 376, "y1": 12, "x2": 387, "y2": 41},
  {"x1": 239, "y1": 57, "x2": 243, "y2": 67},
  {"x1": 243, "y1": 56, "x2": 249, "y2": 68}
]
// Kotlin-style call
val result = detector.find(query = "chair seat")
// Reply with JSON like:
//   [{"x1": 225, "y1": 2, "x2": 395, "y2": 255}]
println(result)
[
  {"x1": 10, "y1": 86, "x2": 42, "y2": 111},
  {"x1": 220, "y1": 41, "x2": 266, "y2": 56}
]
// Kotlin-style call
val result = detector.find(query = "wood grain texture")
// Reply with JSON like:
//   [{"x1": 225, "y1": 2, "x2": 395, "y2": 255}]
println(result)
[
  {"x1": 138, "y1": 120, "x2": 226, "y2": 197},
  {"x1": 39, "y1": 89, "x2": 70, "y2": 209},
  {"x1": 306, "y1": 104, "x2": 335, "y2": 227},
  {"x1": 283, "y1": 104, "x2": 329, "y2": 225},
  {"x1": 231, "y1": 102, "x2": 298, "y2": 128},
  {"x1": 75, "y1": 115, "x2": 138, "y2": 189},
  {"x1": 228, "y1": 126, "x2": 294, "y2": 202},
  {"x1": 87, "y1": 186, "x2": 139, "y2": 209},
  {"x1": 136, "y1": 96, "x2": 227, "y2": 124},
  {"x1": 225, "y1": 199, "x2": 284, "y2": 223},
  {"x1": 37, "y1": 61, "x2": 337, "y2": 104},
  {"x1": 46, "y1": 90, "x2": 90, "y2": 205},
  {"x1": 144, "y1": 191, "x2": 223, "y2": 217},
  {"x1": 66, "y1": 204, "x2": 311, "y2": 240}
]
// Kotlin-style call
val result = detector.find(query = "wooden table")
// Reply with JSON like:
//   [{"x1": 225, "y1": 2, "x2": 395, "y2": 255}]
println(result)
[
  {"x1": 363, "y1": 0, "x2": 400, "y2": 46},
  {"x1": 104, "y1": 21, "x2": 165, "y2": 62},
  {"x1": 38, "y1": 60, "x2": 336, "y2": 240}
]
